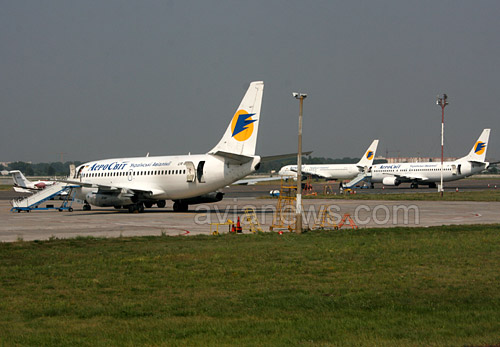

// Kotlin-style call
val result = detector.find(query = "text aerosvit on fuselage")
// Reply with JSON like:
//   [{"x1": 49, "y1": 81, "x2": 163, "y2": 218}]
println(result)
[
  {"x1": 68, "y1": 81, "x2": 264, "y2": 213},
  {"x1": 371, "y1": 129, "x2": 491, "y2": 189}
]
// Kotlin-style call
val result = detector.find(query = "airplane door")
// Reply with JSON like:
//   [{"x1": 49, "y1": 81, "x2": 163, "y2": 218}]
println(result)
[
  {"x1": 451, "y1": 165, "x2": 457, "y2": 175},
  {"x1": 457, "y1": 164, "x2": 461, "y2": 175},
  {"x1": 185, "y1": 161, "x2": 196, "y2": 182},
  {"x1": 75, "y1": 166, "x2": 83, "y2": 181},
  {"x1": 128, "y1": 169, "x2": 134, "y2": 181},
  {"x1": 197, "y1": 161, "x2": 205, "y2": 183}
]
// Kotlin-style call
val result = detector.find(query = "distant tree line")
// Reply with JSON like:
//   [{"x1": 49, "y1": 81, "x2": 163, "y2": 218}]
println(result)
[{"x1": 2, "y1": 162, "x2": 84, "y2": 177}]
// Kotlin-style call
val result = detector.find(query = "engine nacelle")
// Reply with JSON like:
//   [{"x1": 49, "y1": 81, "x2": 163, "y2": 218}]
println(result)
[
  {"x1": 86, "y1": 192, "x2": 133, "y2": 207},
  {"x1": 179, "y1": 192, "x2": 224, "y2": 205},
  {"x1": 382, "y1": 176, "x2": 401, "y2": 186}
]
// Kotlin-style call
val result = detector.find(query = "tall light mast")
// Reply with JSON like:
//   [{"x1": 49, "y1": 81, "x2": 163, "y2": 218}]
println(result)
[{"x1": 436, "y1": 94, "x2": 448, "y2": 197}]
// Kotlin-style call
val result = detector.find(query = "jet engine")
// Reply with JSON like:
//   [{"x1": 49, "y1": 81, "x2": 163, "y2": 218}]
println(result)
[
  {"x1": 382, "y1": 176, "x2": 401, "y2": 186},
  {"x1": 85, "y1": 192, "x2": 134, "y2": 207},
  {"x1": 178, "y1": 192, "x2": 224, "y2": 205}
]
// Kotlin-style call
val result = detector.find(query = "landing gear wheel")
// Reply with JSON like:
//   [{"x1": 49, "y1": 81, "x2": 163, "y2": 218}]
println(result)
[
  {"x1": 410, "y1": 182, "x2": 418, "y2": 189},
  {"x1": 370, "y1": 183, "x2": 375, "y2": 189},
  {"x1": 127, "y1": 203, "x2": 145, "y2": 213},
  {"x1": 173, "y1": 201, "x2": 188, "y2": 212},
  {"x1": 144, "y1": 202, "x2": 153, "y2": 209},
  {"x1": 157, "y1": 200, "x2": 166, "y2": 208},
  {"x1": 83, "y1": 204, "x2": 91, "y2": 211}
]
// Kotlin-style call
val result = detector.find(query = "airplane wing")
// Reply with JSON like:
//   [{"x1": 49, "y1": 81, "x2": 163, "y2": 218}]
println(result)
[
  {"x1": 300, "y1": 167, "x2": 330, "y2": 179},
  {"x1": 232, "y1": 176, "x2": 282, "y2": 185},
  {"x1": 58, "y1": 179, "x2": 166, "y2": 198},
  {"x1": 287, "y1": 166, "x2": 327, "y2": 179},
  {"x1": 389, "y1": 173, "x2": 430, "y2": 182}
]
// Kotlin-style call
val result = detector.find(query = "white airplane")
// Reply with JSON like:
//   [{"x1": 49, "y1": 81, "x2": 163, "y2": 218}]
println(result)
[
  {"x1": 278, "y1": 139, "x2": 379, "y2": 180},
  {"x1": 67, "y1": 81, "x2": 265, "y2": 212},
  {"x1": 9, "y1": 170, "x2": 56, "y2": 193},
  {"x1": 371, "y1": 128, "x2": 492, "y2": 189}
]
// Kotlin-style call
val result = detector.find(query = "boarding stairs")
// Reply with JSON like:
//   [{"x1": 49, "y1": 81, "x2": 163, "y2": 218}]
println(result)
[
  {"x1": 343, "y1": 172, "x2": 372, "y2": 189},
  {"x1": 10, "y1": 182, "x2": 79, "y2": 212}
]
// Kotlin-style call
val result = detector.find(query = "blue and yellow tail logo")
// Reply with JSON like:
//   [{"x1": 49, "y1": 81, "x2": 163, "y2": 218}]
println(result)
[
  {"x1": 366, "y1": 151, "x2": 374, "y2": 160},
  {"x1": 231, "y1": 110, "x2": 257, "y2": 142},
  {"x1": 474, "y1": 141, "x2": 486, "y2": 155}
]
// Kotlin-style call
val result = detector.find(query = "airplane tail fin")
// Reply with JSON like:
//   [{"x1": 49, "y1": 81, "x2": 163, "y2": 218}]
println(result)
[
  {"x1": 462, "y1": 129, "x2": 490, "y2": 162},
  {"x1": 9, "y1": 170, "x2": 31, "y2": 188},
  {"x1": 356, "y1": 139, "x2": 379, "y2": 167},
  {"x1": 209, "y1": 81, "x2": 264, "y2": 157}
]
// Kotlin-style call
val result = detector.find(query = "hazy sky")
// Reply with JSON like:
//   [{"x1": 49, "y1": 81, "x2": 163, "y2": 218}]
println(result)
[{"x1": 1, "y1": 1, "x2": 499, "y2": 163}]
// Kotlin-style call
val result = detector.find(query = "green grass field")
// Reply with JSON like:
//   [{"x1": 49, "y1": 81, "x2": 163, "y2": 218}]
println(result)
[
  {"x1": 0, "y1": 184, "x2": 13, "y2": 191},
  {"x1": 1, "y1": 225, "x2": 500, "y2": 346},
  {"x1": 308, "y1": 189, "x2": 500, "y2": 201}
]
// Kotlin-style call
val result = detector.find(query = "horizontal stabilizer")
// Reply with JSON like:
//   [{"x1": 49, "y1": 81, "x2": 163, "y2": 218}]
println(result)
[
  {"x1": 13, "y1": 186, "x2": 33, "y2": 193},
  {"x1": 211, "y1": 151, "x2": 254, "y2": 164}
]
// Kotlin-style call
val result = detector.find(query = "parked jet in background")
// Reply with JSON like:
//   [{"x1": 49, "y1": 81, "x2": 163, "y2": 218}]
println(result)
[
  {"x1": 9, "y1": 170, "x2": 56, "y2": 193},
  {"x1": 65, "y1": 81, "x2": 265, "y2": 212},
  {"x1": 371, "y1": 129, "x2": 491, "y2": 188},
  {"x1": 278, "y1": 139, "x2": 379, "y2": 180}
]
